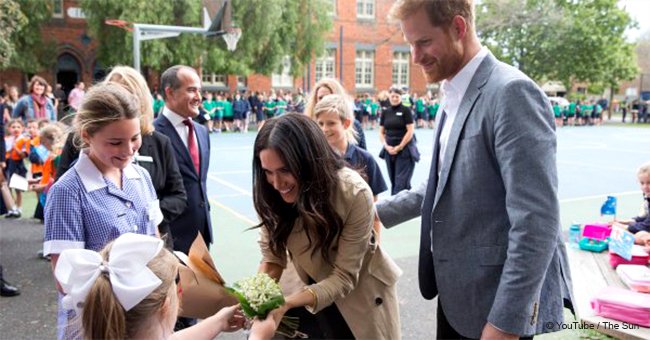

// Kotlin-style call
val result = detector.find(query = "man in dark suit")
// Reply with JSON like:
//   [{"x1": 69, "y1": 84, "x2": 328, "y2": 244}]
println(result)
[
  {"x1": 376, "y1": 1, "x2": 573, "y2": 339},
  {"x1": 154, "y1": 65, "x2": 212, "y2": 255}
]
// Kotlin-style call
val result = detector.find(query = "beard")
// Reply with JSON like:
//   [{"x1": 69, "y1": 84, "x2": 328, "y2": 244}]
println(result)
[{"x1": 421, "y1": 44, "x2": 464, "y2": 83}]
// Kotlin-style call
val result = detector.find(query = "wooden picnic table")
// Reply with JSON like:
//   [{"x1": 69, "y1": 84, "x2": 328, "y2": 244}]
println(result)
[{"x1": 567, "y1": 245, "x2": 650, "y2": 340}]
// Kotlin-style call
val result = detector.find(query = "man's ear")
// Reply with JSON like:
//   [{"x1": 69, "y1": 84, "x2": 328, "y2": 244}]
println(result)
[
  {"x1": 343, "y1": 118, "x2": 352, "y2": 129},
  {"x1": 451, "y1": 15, "x2": 468, "y2": 41},
  {"x1": 164, "y1": 86, "x2": 174, "y2": 101}
]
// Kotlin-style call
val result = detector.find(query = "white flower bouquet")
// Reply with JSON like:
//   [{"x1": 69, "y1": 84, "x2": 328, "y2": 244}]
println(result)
[{"x1": 227, "y1": 273, "x2": 302, "y2": 337}]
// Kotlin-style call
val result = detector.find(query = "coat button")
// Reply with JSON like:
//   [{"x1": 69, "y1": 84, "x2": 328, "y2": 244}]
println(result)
[
  {"x1": 375, "y1": 297, "x2": 383, "y2": 306},
  {"x1": 199, "y1": 202, "x2": 205, "y2": 208}
]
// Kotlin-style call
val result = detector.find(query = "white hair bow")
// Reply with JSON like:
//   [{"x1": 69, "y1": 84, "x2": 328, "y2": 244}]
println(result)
[{"x1": 55, "y1": 233, "x2": 164, "y2": 313}]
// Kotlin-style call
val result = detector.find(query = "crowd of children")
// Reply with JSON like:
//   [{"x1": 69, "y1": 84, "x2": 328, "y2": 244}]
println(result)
[
  {"x1": 2, "y1": 117, "x2": 65, "y2": 219},
  {"x1": 149, "y1": 85, "x2": 443, "y2": 135},
  {"x1": 552, "y1": 99, "x2": 607, "y2": 127},
  {"x1": 1, "y1": 76, "x2": 66, "y2": 220},
  {"x1": 152, "y1": 89, "x2": 305, "y2": 133}
]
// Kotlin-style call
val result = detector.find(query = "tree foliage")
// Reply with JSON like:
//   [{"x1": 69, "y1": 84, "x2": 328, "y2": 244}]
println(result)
[
  {"x1": 477, "y1": 0, "x2": 639, "y2": 94},
  {"x1": 1, "y1": 0, "x2": 57, "y2": 72},
  {"x1": 0, "y1": 0, "x2": 26, "y2": 68},
  {"x1": 80, "y1": 0, "x2": 333, "y2": 76}
]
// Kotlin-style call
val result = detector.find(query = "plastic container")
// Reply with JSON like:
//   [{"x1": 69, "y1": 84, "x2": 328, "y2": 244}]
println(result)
[
  {"x1": 591, "y1": 286, "x2": 650, "y2": 327},
  {"x1": 609, "y1": 245, "x2": 650, "y2": 268},
  {"x1": 568, "y1": 223, "x2": 581, "y2": 249},
  {"x1": 578, "y1": 223, "x2": 611, "y2": 252},
  {"x1": 617, "y1": 264, "x2": 650, "y2": 293}
]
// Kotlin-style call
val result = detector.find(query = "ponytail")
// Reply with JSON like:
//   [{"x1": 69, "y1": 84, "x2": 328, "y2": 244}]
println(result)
[
  {"x1": 79, "y1": 242, "x2": 178, "y2": 339},
  {"x1": 82, "y1": 273, "x2": 127, "y2": 339}
]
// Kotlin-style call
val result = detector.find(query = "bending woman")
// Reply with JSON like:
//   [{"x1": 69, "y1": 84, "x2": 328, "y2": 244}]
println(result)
[{"x1": 252, "y1": 113, "x2": 401, "y2": 339}]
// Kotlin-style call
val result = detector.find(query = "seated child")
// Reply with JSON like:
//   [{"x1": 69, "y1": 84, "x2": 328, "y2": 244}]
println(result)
[
  {"x1": 613, "y1": 161, "x2": 650, "y2": 234},
  {"x1": 54, "y1": 233, "x2": 246, "y2": 339},
  {"x1": 314, "y1": 94, "x2": 388, "y2": 240}
]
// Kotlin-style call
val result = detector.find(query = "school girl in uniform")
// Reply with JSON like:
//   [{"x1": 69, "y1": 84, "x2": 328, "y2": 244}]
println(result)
[{"x1": 44, "y1": 83, "x2": 162, "y2": 339}]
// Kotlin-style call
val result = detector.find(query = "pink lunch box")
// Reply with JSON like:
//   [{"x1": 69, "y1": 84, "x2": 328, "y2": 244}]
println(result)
[
  {"x1": 609, "y1": 245, "x2": 650, "y2": 268},
  {"x1": 616, "y1": 264, "x2": 650, "y2": 293},
  {"x1": 591, "y1": 286, "x2": 650, "y2": 327}
]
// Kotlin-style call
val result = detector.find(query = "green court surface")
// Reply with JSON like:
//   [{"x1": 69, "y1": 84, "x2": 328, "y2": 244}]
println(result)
[
  {"x1": 206, "y1": 124, "x2": 648, "y2": 339},
  {"x1": 208, "y1": 125, "x2": 649, "y2": 282}
]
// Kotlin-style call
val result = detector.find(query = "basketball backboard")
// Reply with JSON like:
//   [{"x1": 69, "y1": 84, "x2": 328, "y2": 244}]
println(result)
[{"x1": 203, "y1": 0, "x2": 232, "y2": 36}]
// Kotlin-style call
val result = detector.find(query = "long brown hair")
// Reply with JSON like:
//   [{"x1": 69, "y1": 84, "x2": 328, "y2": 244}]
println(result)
[
  {"x1": 253, "y1": 114, "x2": 345, "y2": 265},
  {"x1": 81, "y1": 241, "x2": 178, "y2": 339}
]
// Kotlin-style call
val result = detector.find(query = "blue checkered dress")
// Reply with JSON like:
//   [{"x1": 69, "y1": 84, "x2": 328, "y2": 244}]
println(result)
[
  {"x1": 44, "y1": 152, "x2": 158, "y2": 254},
  {"x1": 44, "y1": 151, "x2": 159, "y2": 339}
]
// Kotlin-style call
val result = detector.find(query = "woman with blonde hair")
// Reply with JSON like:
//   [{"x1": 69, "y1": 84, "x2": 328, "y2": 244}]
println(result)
[
  {"x1": 2, "y1": 86, "x2": 20, "y2": 122},
  {"x1": 303, "y1": 78, "x2": 366, "y2": 149},
  {"x1": 56, "y1": 66, "x2": 186, "y2": 248}
]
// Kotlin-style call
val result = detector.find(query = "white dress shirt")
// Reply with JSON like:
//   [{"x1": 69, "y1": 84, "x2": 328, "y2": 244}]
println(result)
[
  {"x1": 162, "y1": 107, "x2": 198, "y2": 150},
  {"x1": 437, "y1": 46, "x2": 489, "y2": 173}
]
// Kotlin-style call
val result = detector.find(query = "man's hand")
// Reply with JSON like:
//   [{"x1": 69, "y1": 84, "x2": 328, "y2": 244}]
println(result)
[{"x1": 480, "y1": 322, "x2": 519, "y2": 340}]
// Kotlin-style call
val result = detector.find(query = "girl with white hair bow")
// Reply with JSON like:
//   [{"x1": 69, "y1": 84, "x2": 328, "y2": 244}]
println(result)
[{"x1": 55, "y1": 233, "x2": 245, "y2": 339}]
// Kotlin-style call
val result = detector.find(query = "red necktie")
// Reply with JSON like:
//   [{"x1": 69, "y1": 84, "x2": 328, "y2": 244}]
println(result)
[{"x1": 183, "y1": 119, "x2": 200, "y2": 174}]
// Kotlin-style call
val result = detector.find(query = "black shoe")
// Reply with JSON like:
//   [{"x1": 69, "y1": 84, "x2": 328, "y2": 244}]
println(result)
[
  {"x1": 37, "y1": 250, "x2": 51, "y2": 261},
  {"x1": 5, "y1": 210, "x2": 20, "y2": 219},
  {"x1": 1, "y1": 280, "x2": 20, "y2": 297}
]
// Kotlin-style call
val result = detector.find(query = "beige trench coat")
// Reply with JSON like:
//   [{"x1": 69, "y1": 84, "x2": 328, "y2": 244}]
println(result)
[{"x1": 259, "y1": 167, "x2": 402, "y2": 339}]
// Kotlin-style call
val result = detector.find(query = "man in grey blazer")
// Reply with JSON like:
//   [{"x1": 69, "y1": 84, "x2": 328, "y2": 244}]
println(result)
[{"x1": 377, "y1": 1, "x2": 574, "y2": 339}]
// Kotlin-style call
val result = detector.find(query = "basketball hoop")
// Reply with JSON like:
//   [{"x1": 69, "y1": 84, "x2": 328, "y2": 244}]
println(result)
[
  {"x1": 223, "y1": 27, "x2": 242, "y2": 51},
  {"x1": 105, "y1": 19, "x2": 133, "y2": 32}
]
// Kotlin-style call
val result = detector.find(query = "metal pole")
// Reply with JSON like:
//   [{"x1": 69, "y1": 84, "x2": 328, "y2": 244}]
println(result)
[
  {"x1": 306, "y1": 64, "x2": 311, "y2": 93},
  {"x1": 640, "y1": 73, "x2": 644, "y2": 97},
  {"x1": 339, "y1": 25, "x2": 343, "y2": 82},
  {"x1": 133, "y1": 25, "x2": 141, "y2": 72}
]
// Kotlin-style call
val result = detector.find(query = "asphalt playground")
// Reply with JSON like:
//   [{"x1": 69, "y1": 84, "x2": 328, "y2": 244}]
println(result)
[{"x1": 1, "y1": 121, "x2": 649, "y2": 339}]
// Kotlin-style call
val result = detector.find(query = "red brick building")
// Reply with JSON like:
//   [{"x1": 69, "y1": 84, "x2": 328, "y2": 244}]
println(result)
[
  {"x1": 0, "y1": 0, "x2": 103, "y2": 98},
  {"x1": 1, "y1": 0, "x2": 430, "y2": 98},
  {"x1": 203, "y1": 0, "x2": 430, "y2": 96}
]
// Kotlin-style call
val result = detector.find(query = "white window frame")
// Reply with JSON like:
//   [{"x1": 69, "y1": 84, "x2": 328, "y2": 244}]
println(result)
[
  {"x1": 237, "y1": 76, "x2": 247, "y2": 88},
  {"x1": 272, "y1": 56, "x2": 293, "y2": 88},
  {"x1": 355, "y1": 50, "x2": 374, "y2": 89},
  {"x1": 329, "y1": 0, "x2": 337, "y2": 16},
  {"x1": 52, "y1": 0, "x2": 64, "y2": 18},
  {"x1": 356, "y1": 0, "x2": 375, "y2": 19},
  {"x1": 315, "y1": 49, "x2": 336, "y2": 82},
  {"x1": 201, "y1": 73, "x2": 226, "y2": 87},
  {"x1": 392, "y1": 52, "x2": 410, "y2": 88}
]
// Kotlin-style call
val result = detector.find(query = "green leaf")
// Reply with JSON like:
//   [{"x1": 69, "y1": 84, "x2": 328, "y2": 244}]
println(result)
[
  {"x1": 225, "y1": 287, "x2": 259, "y2": 318},
  {"x1": 256, "y1": 294, "x2": 285, "y2": 317}
]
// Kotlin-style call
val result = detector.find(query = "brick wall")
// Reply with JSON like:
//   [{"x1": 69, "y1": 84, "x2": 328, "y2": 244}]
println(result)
[
  {"x1": 1, "y1": 0, "x2": 429, "y2": 97},
  {"x1": 214, "y1": 0, "x2": 429, "y2": 96}
]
